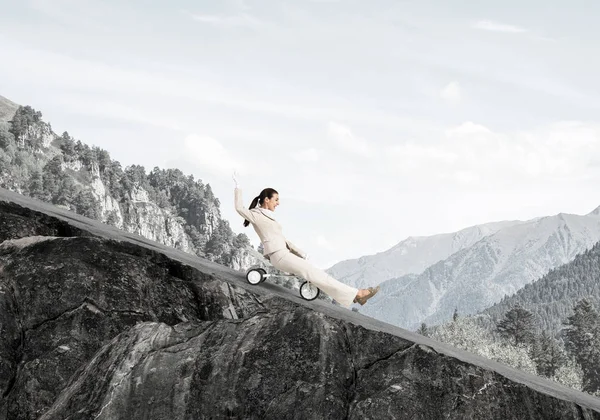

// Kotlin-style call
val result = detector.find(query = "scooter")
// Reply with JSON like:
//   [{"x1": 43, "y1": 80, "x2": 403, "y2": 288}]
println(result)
[{"x1": 245, "y1": 267, "x2": 321, "y2": 301}]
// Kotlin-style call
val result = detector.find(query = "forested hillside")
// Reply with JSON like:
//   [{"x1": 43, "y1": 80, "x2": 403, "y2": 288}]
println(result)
[
  {"x1": 477, "y1": 241, "x2": 600, "y2": 334},
  {"x1": 419, "y1": 241, "x2": 600, "y2": 397},
  {"x1": 0, "y1": 103, "x2": 259, "y2": 269}
]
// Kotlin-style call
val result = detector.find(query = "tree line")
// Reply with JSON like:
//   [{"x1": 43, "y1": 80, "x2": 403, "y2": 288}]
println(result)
[{"x1": 418, "y1": 299, "x2": 600, "y2": 397}]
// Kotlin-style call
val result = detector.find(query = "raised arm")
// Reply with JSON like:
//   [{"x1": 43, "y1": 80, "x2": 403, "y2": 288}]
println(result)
[{"x1": 234, "y1": 188, "x2": 258, "y2": 224}]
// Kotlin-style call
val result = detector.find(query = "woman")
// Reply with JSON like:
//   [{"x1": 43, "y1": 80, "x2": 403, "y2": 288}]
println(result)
[{"x1": 232, "y1": 172, "x2": 380, "y2": 308}]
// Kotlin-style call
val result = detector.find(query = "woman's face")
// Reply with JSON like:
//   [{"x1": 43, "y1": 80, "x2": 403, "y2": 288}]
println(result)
[{"x1": 264, "y1": 193, "x2": 279, "y2": 211}]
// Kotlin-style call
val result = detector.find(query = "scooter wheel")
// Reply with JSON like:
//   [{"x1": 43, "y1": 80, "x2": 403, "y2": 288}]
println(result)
[
  {"x1": 246, "y1": 268, "x2": 265, "y2": 285},
  {"x1": 299, "y1": 281, "x2": 320, "y2": 301}
]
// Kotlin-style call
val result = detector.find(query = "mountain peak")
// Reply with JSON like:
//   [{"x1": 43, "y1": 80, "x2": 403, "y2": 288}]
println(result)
[
  {"x1": 587, "y1": 205, "x2": 600, "y2": 216},
  {"x1": 326, "y1": 219, "x2": 522, "y2": 289}
]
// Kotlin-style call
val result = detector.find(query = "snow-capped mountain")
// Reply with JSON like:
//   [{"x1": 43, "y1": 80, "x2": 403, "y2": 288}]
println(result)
[
  {"x1": 360, "y1": 206, "x2": 600, "y2": 331},
  {"x1": 326, "y1": 220, "x2": 523, "y2": 289}
]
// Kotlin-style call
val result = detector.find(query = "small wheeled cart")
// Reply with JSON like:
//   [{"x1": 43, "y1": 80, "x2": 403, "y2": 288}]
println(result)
[{"x1": 245, "y1": 267, "x2": 320, "y2": 301}]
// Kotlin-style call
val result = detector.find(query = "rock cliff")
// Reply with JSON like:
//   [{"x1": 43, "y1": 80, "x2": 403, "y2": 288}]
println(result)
[{"x1": 1, "y1": 188, "x2": 600, "y2": 420}]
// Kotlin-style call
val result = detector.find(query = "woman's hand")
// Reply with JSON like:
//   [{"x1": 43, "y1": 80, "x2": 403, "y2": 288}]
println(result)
[{"x1": 232, "y1": 170, "x2": 240, "y2": 188}]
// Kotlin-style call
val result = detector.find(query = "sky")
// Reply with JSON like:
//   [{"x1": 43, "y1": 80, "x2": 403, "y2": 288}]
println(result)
[{"x1": 2, "y1": 0, "x2": 600, "y2": 268}]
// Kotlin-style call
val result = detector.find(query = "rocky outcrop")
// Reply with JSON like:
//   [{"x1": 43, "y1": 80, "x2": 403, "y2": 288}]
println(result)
[
  {"x1": 88, "y1": 161, "x2": 125, "y2": 228},
  {"x1": 16, "y1": 121, "x2": 54, "y2": 151},
  {"x1": 1, "y1": 188, "x2": 600, "y2": 420},
  {"x1": 85, "y1": 161, "x2": 201, "y2": 256}
]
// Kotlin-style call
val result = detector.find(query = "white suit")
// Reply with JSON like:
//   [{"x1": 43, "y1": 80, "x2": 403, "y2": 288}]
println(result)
[{"x1": 234, "y1": 188, "x2": 359, "y2": 307}]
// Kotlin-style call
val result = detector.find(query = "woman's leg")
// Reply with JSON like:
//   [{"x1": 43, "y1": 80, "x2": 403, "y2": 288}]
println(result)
[{"x1": 270, "y1": 250, "x2": 359, "y2": 308}]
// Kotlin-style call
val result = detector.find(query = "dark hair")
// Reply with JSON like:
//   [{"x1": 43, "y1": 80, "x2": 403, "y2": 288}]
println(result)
[{"x1": 244, "y1": 188, "x2": 278, "y2": 227}]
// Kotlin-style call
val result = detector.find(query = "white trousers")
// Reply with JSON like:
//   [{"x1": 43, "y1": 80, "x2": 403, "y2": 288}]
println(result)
[{"x1": 269, "y1": 249, "x2": 359, "y2": 308}]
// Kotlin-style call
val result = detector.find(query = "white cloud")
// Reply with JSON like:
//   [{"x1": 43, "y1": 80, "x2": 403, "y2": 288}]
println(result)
[
  {"x1": 293, "y1": 148, "x2": 320, "y2": 163},
  {"x1": 54, "y1": 96, "x2": 184, "y2": 131},
  {"x1": 189, "y1": 13, "x2": 261, "y2": 28},
  {"x1": 454, "y1": 170, "x2": 480, "y2": 185},
  {"x1": 282, "y1": 153, "x2": 368, "y2": 205},
  {"x1": 316, "y1": 235, "x2": 335, "y2": 251},
  {"x1": 376, "y1": 120, "x2": 600, "y2": 190},
  {"x1": 29, "y1": 0, "x2": 114, "y2": 31},
  {"x1": 386, "y1": 142, "x2": 458, "y2": 173},
  {"x1": 445, "y1": 121, "x2": 491, "y2": 137},
  {"x1": 0, "y1": 40, "x2": 439, "y2": 133},
  {"x1": 472, "y1": 20, "x2": 527, "y2": 34},
  {"x1": 327, "y1": 121, "x2": 372, "y2": 157},
  {"x1": 446, "y1": 121, "x2": 600, "y2": 183},
  {"x1": 183, "y1": 134, "x2": 242, "y2": 177},
  {"x1": 440, "y1": 81, "x2": 461, "y2": 105}
]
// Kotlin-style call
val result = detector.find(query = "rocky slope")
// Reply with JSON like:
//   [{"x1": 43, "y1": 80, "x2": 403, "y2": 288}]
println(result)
[
  {"x1": 361, "y1": 207, "x2": 600, "y2": 331},
  {"x1": 0, "y1": 95, "x2": 18, "y2": 123},
  {"x1": 327, "y1": 220, "x2": 522, "y2": 289},
  {"x1": 1, "y1": 188, "x2": 600, "y2": 419}
]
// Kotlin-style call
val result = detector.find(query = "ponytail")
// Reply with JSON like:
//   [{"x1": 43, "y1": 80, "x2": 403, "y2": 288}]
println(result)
[
  {"x1": 243, "y1": 188, "x2": 278, "y2": 227},
  {"x1": 243, "y1": 196, "x2": 261, "y2": 227}
]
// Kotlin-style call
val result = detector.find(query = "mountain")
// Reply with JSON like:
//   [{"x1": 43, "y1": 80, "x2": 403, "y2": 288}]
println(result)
[
  {"x1": 0, "y1": 94, "x2": 18, "y2": 123},
  {"x1": 326, "y1": 220, "x2": 523, "y2": 289},
  {"x1": 361, "y1": 208, "x2": 600, "y2": 331},
  {"x1": 2, "y1": 189, "x2": 600, "y2": 419},
  {"x1": 475, "y1": 238, "x2": 600, "y2": 335},
  {"x1": 0, "y1": 96, "x2": 263, "y2": 271}
]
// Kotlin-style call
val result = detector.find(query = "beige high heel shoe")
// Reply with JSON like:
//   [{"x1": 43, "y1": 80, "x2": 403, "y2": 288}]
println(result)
[{"x1": 353, "y1": 285, "x2": 380, "y2": 305}]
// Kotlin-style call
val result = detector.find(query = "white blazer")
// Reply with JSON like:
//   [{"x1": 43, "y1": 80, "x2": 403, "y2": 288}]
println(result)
[{"x1": 234, "y1": 188, "x2": 306, "y2": 258}]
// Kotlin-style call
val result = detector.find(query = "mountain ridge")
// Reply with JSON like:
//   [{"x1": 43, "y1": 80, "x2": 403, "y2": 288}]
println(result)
[
  {"x1": 326, "y1": 219, "x2": 524, "y2": 289},
  {"x1": 360, "y1": 207, "x2": 600, "y2": 330}
]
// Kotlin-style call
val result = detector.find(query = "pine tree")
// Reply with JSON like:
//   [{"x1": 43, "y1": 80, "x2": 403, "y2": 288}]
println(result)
[
  {"x1": 417, "y1": 322, "x2": 429, "y2": 337},
  {"x1": 28, "y1": 170, "x2": 44, "y2": 199},
  {"x1": 73, "y1": 189, "x2": 100, "y2": 219},
  {"x1": 496, "y1": 306, "x2": 535, "y2": 346},
  {"x1": 453, "y1": 308, "x2": 459, "y2": 322},
  {"x1": 562, "y1": 299, "x2": 600, "y2": 393},
  {"x1": 205, "y1": 220, "x2": 231, "y2": 265},
  {"x1": 529, "y1": 331, "x2": 566, "y2": 377},
  {"x1": 55, "y1": 175, "x2": 77, "y2": 206},
  {"x1": 9, "y1": 106, "x2": 42, "y2": 142},
  {"x1": 0, "y1": 124, "x2": 15, "y2": 149},
  {"x1": 106, "y1": 210, "x2": 120, "y2": 227},
  {"x1": 59, "y1": 132, "x2": 76, "y2": 159}
]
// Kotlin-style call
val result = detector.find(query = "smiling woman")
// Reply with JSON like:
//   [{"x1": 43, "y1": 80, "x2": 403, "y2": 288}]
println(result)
[{"x1": 231, "y1": 171, "x2": 380, "y2": 308}]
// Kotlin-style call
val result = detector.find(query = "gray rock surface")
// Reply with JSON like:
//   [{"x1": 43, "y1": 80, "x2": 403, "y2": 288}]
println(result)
[{"x1": 1, "y1": 187, "x2": 600, "y2": 419}]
